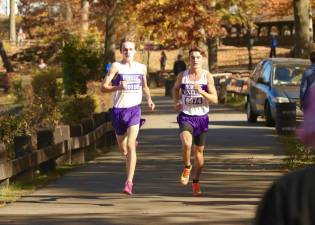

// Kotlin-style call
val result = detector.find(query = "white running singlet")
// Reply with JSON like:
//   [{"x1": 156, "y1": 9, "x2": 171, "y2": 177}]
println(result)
[
  {"x1": 181, "y1": 69, "x2": 210, "y2": 116},
  {"x1": 111, "y1": 61, "x2": 145, "y2": 108}
]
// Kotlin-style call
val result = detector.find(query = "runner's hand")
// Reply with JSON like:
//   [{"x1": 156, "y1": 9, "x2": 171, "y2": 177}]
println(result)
[
  {"x1": 194, "y1": 83, "x2": 203, "y2": 94},
  {"x1": 175, "y1": 103, "x2": 182, "y2": 112},
  {"x1": 148, "y1": 99, "x2": 155, "y2": 111},
  {"x1": 120, "y1": 80, "x2": 128, "y2": 90}
]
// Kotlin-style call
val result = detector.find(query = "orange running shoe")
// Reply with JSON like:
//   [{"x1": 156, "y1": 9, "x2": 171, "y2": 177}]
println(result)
[
  {"x1": 192, "y1": 182, "x2": 202, "y2": 196},
  {"x1": 180, "y1": 166, "x2": 192, "y2": 185}
]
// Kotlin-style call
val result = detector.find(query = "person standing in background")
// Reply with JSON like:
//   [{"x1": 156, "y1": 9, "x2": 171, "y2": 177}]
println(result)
[
  {"x1": 160, "y1": 51, "x2": 167, "y2": 72},
  {"x1": 103, "y1": 61, "x2": 112, "y2": 79},
  {"x1": 38, "y1": 58, "x2": 47, "y2": 69},
  {"x1": 269, "y1": 35, "x2": 277, "y2": 58},
  {"x1": 300, "y1": 51, "x2": 315, "y2": 111},
  {"x1": 17, "y1": 27, "x2": 26, "y2": 47},
  {"x1": 173, "y1": 54, "x2": 186, "y2": 76}
]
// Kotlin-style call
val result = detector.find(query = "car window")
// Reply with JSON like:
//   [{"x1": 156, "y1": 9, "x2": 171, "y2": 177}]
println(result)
[
  {"x1": 273, "y1": 65, "x2": 306, "y2": 85},
  {"x1": 291, "y1": 68, "x2": 304, "y2": 84},
  {"x1": 262, "y1": 62, "x2": 272, "y2": 83},
  {"x1": 274, "y1": 67, "x2": 290, "y2": 83}
]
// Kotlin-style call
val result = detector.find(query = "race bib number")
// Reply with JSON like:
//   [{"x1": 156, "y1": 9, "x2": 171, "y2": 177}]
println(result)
[
  {"x1": 126, "y1": 82, "x2": 141, "y2": 90},
  {"x1": 184, "y1": 97, "x2": 203, "y2": 105}
]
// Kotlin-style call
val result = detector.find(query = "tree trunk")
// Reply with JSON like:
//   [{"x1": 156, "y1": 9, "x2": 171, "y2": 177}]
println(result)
[
  {"x1": 104, "y1": 1, "x2": 117, "y2": 66},
  {"x1": 309, "y1": 7, "x2": 313, "y2": 44},
  {"x1": 81, "y1": 0, "x2": 89, "y2": 35},
  {"x1": 293, "y1": 0, "x2": 311, "y2": 58},
  {"x1": 0, "y1": 41, "x2": 14, "y2": 72},
  {"x1": 65, "y1": 2, "x2": 73, "y2": 24},
  {"x1": 207, "y1": 38, "x2": 218, "y2": 73},
  {"x1": 9, "y1": 0, "x2": 16, "y2": 43}
]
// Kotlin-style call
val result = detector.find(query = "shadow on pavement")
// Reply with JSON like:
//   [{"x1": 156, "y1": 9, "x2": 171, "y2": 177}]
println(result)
[{"x1": 0, "y1": 97, "x2": 287, "y2": 225}]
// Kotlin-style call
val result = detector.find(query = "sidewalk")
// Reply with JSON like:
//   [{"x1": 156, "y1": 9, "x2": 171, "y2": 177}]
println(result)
[{"x1": 0, "y1": 95, "x2": 286, "y2": 225}]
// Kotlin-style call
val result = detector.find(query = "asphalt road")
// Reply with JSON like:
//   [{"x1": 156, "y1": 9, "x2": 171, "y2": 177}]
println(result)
[{"x1": 0, "y1": 95, "x2": 287, "y2": 225}]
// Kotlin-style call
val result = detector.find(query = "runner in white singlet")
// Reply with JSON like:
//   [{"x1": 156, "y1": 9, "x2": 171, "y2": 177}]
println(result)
[
  {"x1": 173, "y1": 46, "x2": 218, "y2": 196},
  {"x1": 101, "y1": 37, "x2": 155, "y2": 195}
]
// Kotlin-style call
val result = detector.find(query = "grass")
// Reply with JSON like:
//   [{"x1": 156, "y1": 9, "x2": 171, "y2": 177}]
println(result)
[
  {"x1": 0, "y1": 183, "x2": 27, "y2": 205},
  {"x1": 278, "y1": 135, "x2": 315, "y2": 170},
  {"x1": 0, "y1": 164, "x2": 77, "y2": 206}
]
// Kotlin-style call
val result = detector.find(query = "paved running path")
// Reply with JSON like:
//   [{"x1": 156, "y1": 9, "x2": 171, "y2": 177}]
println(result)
[{"x1": 0, "y1": 95, "x2": 287, "y2": 225}]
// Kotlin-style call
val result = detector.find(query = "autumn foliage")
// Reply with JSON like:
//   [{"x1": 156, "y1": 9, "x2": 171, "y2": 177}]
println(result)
[{"x1": 15, "y1": 0, "x2": 308, "y2": 50}]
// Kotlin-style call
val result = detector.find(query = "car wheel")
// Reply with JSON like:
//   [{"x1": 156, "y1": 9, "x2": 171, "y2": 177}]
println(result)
[
  {"x1": 264, "y1": 101, "x2": 275, "y2": 127},
  {"x1": 247, "y1": 100, "x2": 257, "y2": 123}
]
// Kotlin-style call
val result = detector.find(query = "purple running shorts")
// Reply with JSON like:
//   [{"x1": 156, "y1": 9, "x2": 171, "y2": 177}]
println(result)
[
  {"x1": 177, "y1": 112, "x2": 209, "y2": 137},
  {"x1": 111, "y1": 105, "x2": 141, "y2": 135}
]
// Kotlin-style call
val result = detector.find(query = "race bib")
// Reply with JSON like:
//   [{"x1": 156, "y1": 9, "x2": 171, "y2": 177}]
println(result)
[
  {"x1": 184, "y1": 97, "x2": 203, "y2": 105},
  {"x1": 126, "y1": 82, "x2": 141, "y2": 90}
]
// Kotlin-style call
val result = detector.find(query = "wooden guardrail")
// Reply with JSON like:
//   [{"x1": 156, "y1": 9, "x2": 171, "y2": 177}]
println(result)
[
  {"x1": 0, "y1": 111, "x2": 116, "y2": 185},
  {"x1": 213, "y1": 71, "x2": 250, "y2": 103},
  {"x1": 163, "y1": 70, "x2": 251, "y2": 101}
]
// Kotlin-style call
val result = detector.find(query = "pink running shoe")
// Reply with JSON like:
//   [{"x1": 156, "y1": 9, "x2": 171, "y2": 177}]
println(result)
[{"x1": 123, "y1": 181, "x2": 133, "y2": 195}]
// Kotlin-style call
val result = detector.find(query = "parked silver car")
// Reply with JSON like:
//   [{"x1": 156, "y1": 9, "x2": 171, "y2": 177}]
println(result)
[{"x1": 247, "y1": 58, "x2": 309, "y2": 126}]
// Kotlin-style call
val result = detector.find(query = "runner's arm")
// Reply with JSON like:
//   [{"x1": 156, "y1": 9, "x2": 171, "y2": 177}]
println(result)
[
  {"x1": 300, "y1": 71, "x2": 308, "y2": 110},
  {"x1": 172, "y1": 72, "x2": 184, "y2": 112},
  {"x1": 101, "y1": 62, "x2": 123, "y2": 93},
  {"x1": 142, "y1": 66, "x2": 155, "y2": 111},
  {"x1": 194, "y1": 72, "x2": 218, "y2": 104}
]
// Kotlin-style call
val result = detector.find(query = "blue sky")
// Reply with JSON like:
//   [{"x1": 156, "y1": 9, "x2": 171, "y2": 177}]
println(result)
[{"x1": 0, "y1": 0, "x2": 19, "y2": 16}]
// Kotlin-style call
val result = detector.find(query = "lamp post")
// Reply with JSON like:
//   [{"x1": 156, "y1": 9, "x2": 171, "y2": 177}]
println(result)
[
  {"x1": 207, "y1": 0, "x2": 218, "y2": 73},
  {"x1": 244, "y1": 10, "x2": 254, "y2": 70},
  {"x1": 9, "y1": 0, "x2": 16, "y2": 43},
  {"x1": 247, "y1": 30, "x2": 254, "y2": 70}
]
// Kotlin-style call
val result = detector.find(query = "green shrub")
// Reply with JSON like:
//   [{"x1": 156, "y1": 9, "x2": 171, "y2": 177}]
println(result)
[
  {"x1": 10, "y1": 76, "x2": 25, "y2": 103},
  {"x1": 28, "y1": 68, "x2": 62, "y2": 128},
  {"x1": 0, "y1": 114, "x2": 28, "y2": 146},
  {"x1": 86, "y1": 81, "x2": 112, "y2": 112},
  {"x1": 60, "y1": 95, "x2": 96, "y2": 125},
  {"x1": 61, "y1": 32, "x2": 102, "y2": 95},
  {"x1": 32, "y1": 68, "x2": 61, "y2": 103},
  {"x1": 0, "y1": 114, "x2": 30, "y2": 158},
  {"x1": 0, "y1": 68, "x2": 63, "y2": 154}
]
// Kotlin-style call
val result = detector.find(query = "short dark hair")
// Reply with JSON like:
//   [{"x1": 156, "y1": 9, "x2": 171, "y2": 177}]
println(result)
[
  {"x1": 189, "y1": 46, "x2": 206, "y2": 57},
  {"x1": 310, "y1": 51, "x2": 315, "y2": 63},
  {"x1": 120, "y1": 35, "x2": 137, "y2": 52}
]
